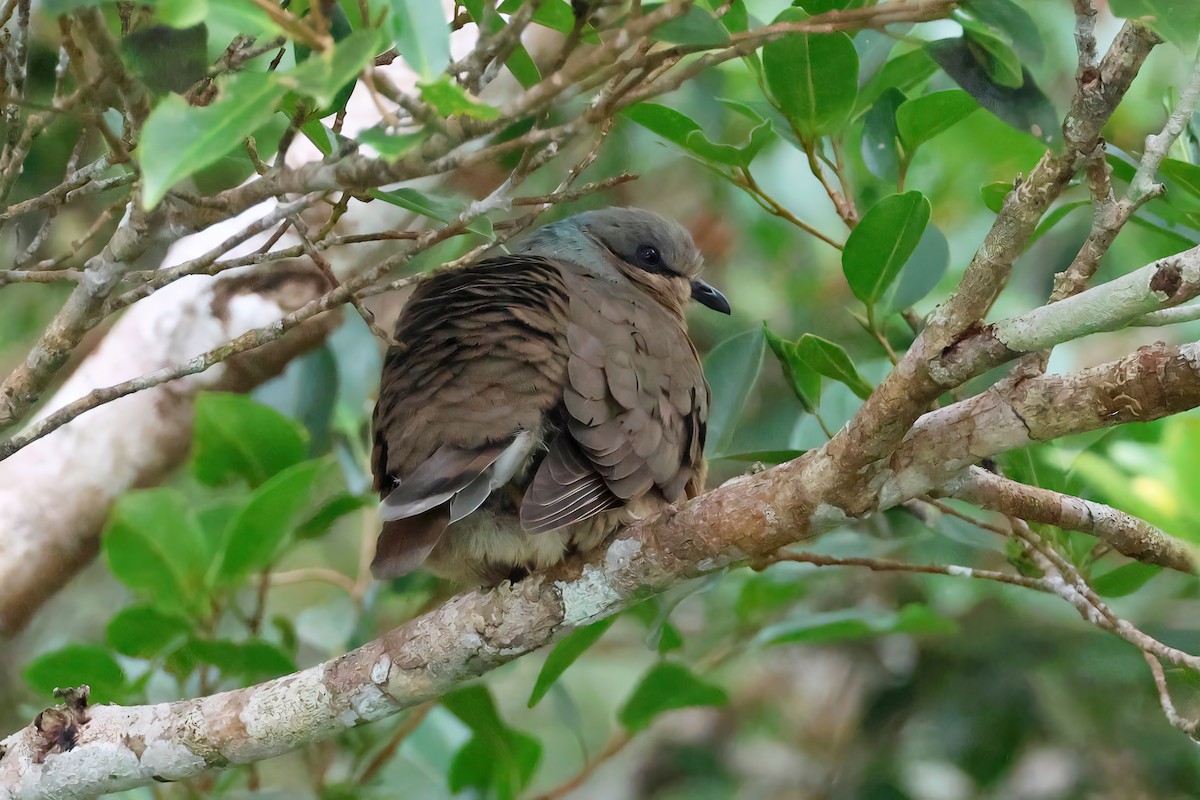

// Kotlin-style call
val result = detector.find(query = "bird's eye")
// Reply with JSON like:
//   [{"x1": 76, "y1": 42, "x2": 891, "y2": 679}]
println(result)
[{"x1": 635, "y1": 244, "x2": 663, "y2": 269}]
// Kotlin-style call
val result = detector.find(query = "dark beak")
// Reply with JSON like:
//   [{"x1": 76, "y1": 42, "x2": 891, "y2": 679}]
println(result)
[{"x1": 691, "y1": 279, "x2": 731, "y2": 314}]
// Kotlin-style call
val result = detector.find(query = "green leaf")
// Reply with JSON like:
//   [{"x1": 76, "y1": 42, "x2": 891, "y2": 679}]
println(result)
[
  {"x1": 762, "y1": 9, "x2": 858, "y2": 141},
  {"x1": 926, "y1": 37, "x2": 1060, "y2": 147},
  {"x1": 980, "y1": 181, "x2": 1010, "y2": 213},
  {"x1": 648, "y1": 3, "x2": 730, "y2": 45},
  {"x1": 24, "y1": 645, "x2": 126, "y2": 704},
  {"x1": 623, "y1": 102, "x2": 773, "y2": 167},
  {"x1": 861, "y1": 88, "x2": 905, "y2": 183},
  {"x1": 703, "y1": 327, "x2": 766, "y2": 456},
  {"x1": 155, "y1": 0, "x2": 207, "y2": 28},
  {"x1": 139, "y1": 72, "x2": 286, "y2": 209},
  {"x1": 961, "y1": 18, "x2": 1023, "y2": 89},
  {"x1": 1158, "y1": 158, "x2": 1200, "y2": 212},
  {"x1": 103, "y1": 488, "x2": 208, "y2": 614},
  {"x1": 764, "y1": 324, "x2": 820, "y2": 413},
  {"x1": 106, "y1": 605, "x2": 193, "y2": 658},
  {"x1": 888, "y1": 224, "x2": 950, "y2": 311},
  {"x1": 1029, "y1": 200, "x2": 1090, "y2": 246},
  {"x1": 736, "y1": 569, "x2": 809, "y2": 620},
  {"x1": 619, "y1": 662, "x2": 728, "y2": 732},
  {"x1": 204, "y1": 0, "x2": 286, "y2": 37},
  {"x1": 388, "y1": 0, "x2": 451, "y2": 79},
  {"x1": 795, "y1": 334, "x2": 874, "y2": 400},
  {"x1": 191, "y1": 393, "x2": 308, "y2": 488},
  {"x1": 528, "y1": 617, "x2": 617, "y2": 708},
  {"x1": 896, "y1": 90, "x2": 980, "y2": 152},
  {"x1": 843, "y1": 191, "x2": 931, "y2": 307},
  {"x1": 497, "y1": 0, "x2": 580, "y2": 36},
  {"x1": 370, "y1": 186, "x2": 495, "y2": 238},
  {"x1": 172, "y1": 638, "x2": 297, "y2": 681},
  {"x1": 357, "y1": 126, "x2": 429, "y2": 162},
  {"x1": 296, "y1": 493, "x2": 372, "y2": 540},
  {"x1": 1091, "y1": 562, "x2": 1164, "y2": 598},
  {"x1": 445, "y1": 685, "x2": 542, "y2": 799},
  {"x1": 855, "y1": 48, "x2": 938, "y2": 117},
  {"x1": 217, "y1": 458, "x2": 338, "y2": 581},
  {"x1": 962, "y1": 0, "x2": 1045, "y2": 65},
  {"x1": 757, "y1": 603, "x2": 956, "y2": 646},
  {"x1": 1109, "y1": 0, "x2": 1200, "y2": 50},
  {"x1": 122, "y1": 24, "x2": 208, "y2": 94},
  {"x1": 282, "y1": 28, "x2": 381, "y2": 108},
  {"x1": 418, "y1": 75, "x2": 500, "y2": 120}
]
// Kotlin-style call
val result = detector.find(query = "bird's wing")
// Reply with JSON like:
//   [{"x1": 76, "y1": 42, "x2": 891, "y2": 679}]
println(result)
[
  {"x1": 370, "y1": 256, "x2": 571, "y2": 578},
  {"x1": 521, "y1": 269, "x2": 710, "y2": 534}
]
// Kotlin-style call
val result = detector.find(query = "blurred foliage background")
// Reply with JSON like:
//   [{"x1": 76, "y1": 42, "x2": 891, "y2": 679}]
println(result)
[{"x1": 4, "y1": 0, "x2": 1200, "y2": 798}]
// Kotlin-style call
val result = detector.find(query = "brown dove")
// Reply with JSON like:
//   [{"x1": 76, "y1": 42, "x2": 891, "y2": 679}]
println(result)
[{"x1": 370, "y1": 207, "x2": 730, "y2": 585}]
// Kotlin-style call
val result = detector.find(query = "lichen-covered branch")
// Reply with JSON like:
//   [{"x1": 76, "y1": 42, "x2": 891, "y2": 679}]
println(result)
[{"x1": 7, "y1": 327, "x2": 1200, "y2": 797}]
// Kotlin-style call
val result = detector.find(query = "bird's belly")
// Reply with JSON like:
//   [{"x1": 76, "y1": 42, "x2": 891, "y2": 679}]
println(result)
[{"x1": 421, "y1": 507, "x2": 621, "y2": 586}]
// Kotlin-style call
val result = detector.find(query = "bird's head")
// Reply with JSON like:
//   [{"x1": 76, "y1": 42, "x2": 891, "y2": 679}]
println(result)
[{"x1": 523, "y1": 207, "x2": 730, "y2": 317}]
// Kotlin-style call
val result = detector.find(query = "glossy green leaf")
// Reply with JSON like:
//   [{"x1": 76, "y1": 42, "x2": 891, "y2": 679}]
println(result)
[
  {"x1": 855, "y1": 48, "x2": 938, "y2": 117},
  {"x1": 122, "y1": 24, "x2": 208, "y2": 94},
  {"x1": 896, "y1": 90, "x2": 980, "y2": 152},
  {"x1": 370, "y1": 186, "x2": 495, "y2": 238},
  {"x1": 1110, "y1": 0, "x2": 1200, "y2": 50},
  {"x1": 106, "y1": 605, "x2": 193, "y2": 658},
  {"x1": 703, "y1": 327, "x2": 767, "y2": 456},
  {"x1": 204, "y1": 0, "x2": 285, "y2": 37},
  {"x1": 357, "y1": 126, "x2": 429, "y2": 162},
  {"x1": 217, "y1": 458, "x2": 338, "y2": 581},
  {"x1": 1029, "y1": 200, "x2": 1090, "y2": 246},
  {"x1": 419, "y1": 76, "x2": 500, "y2": 120},
  {"x1": 445, "y1": 685, "x2": 542, "y2": 799},
  {"x1": 961, "y1": 18, "x2": 1023, "y2": 89},
  {"x1": 172, "y1": 638, "x2": 297, "y2": 680},
  {"x1": 191, "y1": 393, "x2": 308, "y2": 488},
  {"x1": 497, "y1": 0, "x2": 580, "y2": 36},
  {"x1": 619, "y1": 662, "x2": 728, "y2": 732},
  {"x1": 282, "y1": 28, "x2": 381, "y2": 108},
  {"x1": 623, "y1": 102, "x2": 773, "y2": 167},
  {"x1": 528, "y1": 617, "x2": 617, "y2": 707},
  {"x1": 861, "y1": 88, "x2": 905, "y2": 183},
  {"x1": 795, "y1": 334, "x2": 874, "y2": 399},
  {"x1": 762, "y1": 9, "x2": 858, "y2": 141},
  {"x1": 962, "y1": 0, "x2": 1045, "y2": 64},
  {"x1": 736, "y1": 569, "x2": 809, "y2": 620},
  {"x1": 888, "y1": 224, "x2": 950, "y2": 311},
  {"x1": 296, "y1": 493, "x2": 372, "y2": 540},
  {"x1": 981, "y1": 181, "x2": 1010, "y2": 213},
  {"x1": 1159, "y1": 158, "x2": 1200, "y2": 212},
  {"x1": 140, "y1": 72, "x2": 286, "y2": 208},
  {"x1": 388, "y1": 0, "x2": 451, "y2": 79},
  {"x1": 764, "y1": 324, "x2": 820, "y2": 413},
  {"x1": 843, "y1": 191, "x2": 931, "y2": 306},
  {"x1": 24, "y1": 645, "x2": 126, "y2": 703},
  {"x1": 649, "y1": 3, "x2": 730, "y2": 45},
  {"x1": 103, "y1": 488, "x2": 208, "y2": 613},
  {"x1": 926, "y1": 37, "x2": 1059, "y2": 147},
  {"x1": 1091, "y1": 562, "x2": 1164, "y2": 598},
  {"x1": 155, "y1": 0, "x2": 207, "y2": 28},
  {"x1": 757, "y1": 603, "x2": 956, "y2": 646}
]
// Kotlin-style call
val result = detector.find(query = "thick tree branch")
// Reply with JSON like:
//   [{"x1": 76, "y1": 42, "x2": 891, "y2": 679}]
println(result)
[
  {"x1": 6, "y1": 330, "x2": 1200, "y2": 796},
  {"x1": 821, "y1": 22, "x2": 1160, "y2": 505},
  {"x1": 949, "y1": 467, "x2": 1196, "y2": 572},
  {"x1": 0, "y1": 264, "x2": 337, "y2": 636}
]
